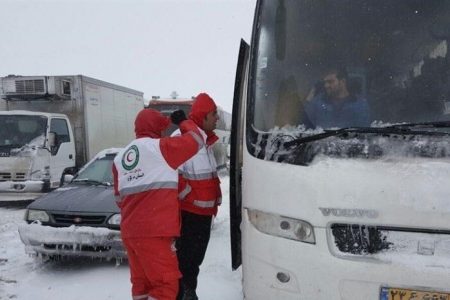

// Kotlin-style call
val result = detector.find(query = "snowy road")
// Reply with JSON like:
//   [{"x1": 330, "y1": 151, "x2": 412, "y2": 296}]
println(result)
[{"x1": 0, "y1": 175, "x2": 242, "y2": 300}]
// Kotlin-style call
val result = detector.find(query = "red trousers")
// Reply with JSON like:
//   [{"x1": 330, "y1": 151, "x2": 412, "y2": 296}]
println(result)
[{"x1": 123, "y1": 237, "x2": 182, "y2": 300}]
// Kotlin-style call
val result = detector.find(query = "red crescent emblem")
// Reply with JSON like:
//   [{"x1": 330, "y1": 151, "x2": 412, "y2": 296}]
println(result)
[{"x1": 126, "y1": 152, "x2": 134, "y2": 162}]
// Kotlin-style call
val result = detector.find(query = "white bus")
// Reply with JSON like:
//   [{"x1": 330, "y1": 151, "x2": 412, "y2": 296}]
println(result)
[
  {"x1": 230, "y1": 1, "x2": 450, "y2": 299},
  {"x1": 147, "y1": 98, "x2": 231, "y2": 170}
]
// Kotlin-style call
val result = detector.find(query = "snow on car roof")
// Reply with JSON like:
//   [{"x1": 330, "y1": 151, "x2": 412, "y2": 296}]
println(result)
[
  {"x1": 95, "y1": 147, "x2": 122, "y2": 159},
  {"x1": 76, "y1": 148, "x2": 122, "y2": 174}
]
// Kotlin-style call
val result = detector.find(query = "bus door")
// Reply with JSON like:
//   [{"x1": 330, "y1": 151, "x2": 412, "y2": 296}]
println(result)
[{"x1": 230, "y1": 39, "x2": 249, "y2": 270}]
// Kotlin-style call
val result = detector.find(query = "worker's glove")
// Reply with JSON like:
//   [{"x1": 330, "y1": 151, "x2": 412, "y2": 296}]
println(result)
[{"x1": 170, "y1": 110, "x2": 187, "y2": 125}]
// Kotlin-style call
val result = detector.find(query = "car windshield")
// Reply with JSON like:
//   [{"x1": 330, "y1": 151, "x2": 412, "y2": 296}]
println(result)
[
  {"x1": 0, "y1": 115, "x2": 47, "y2": 147},
  {"x1": 73, "y1": 154, "x2": 116, "y2": 185},
  {"x1": 248, "y1": 0, "x2": 450, "y2": 165}
]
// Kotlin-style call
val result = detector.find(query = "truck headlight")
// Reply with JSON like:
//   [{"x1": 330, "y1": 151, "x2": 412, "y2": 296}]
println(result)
[
  {"x1": 248, "y1": 209, "x2": 315, "y2": 244},
  {"x1": 26, "y1": 209, "x2": 50, "y2": 222},
  {"x1": 107, "y1": 214, "x2": 121, "y2": 225}
]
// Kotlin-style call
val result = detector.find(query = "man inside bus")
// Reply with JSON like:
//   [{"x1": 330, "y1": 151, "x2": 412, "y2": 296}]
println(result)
[{"x1": 302, "y1": 67, "x2": 370, "y2": 129}]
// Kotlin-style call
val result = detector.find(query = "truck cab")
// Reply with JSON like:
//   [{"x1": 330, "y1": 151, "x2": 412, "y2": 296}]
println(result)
[
  {"x1": 0, "y1": 111, "x2": 75, "y2": 201},
  {"x1": 0, "y1": 74, "x2": 143, "y2": 203}
]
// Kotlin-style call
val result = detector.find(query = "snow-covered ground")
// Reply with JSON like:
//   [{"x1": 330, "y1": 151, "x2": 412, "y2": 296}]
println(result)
[{"x1": 0, "y1": 175, "x2": 242, "y2": 300}]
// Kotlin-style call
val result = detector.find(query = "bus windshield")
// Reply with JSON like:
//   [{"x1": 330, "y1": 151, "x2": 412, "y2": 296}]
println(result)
[{"x1": 249, "y1": 0, "x2": 450, "y2": 164}]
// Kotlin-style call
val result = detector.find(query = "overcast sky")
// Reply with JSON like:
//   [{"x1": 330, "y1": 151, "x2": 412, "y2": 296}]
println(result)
[{"x1": 0, "y1": 0, "x2": 256, "y2": 112}]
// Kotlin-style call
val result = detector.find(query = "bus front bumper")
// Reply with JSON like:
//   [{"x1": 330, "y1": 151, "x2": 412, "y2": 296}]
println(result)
[{"x1": 241, "y1": 211, "x2": 450, "y2": 300}]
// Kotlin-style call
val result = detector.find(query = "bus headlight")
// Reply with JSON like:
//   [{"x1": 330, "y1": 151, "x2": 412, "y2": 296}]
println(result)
[
  {"x1": 107, "y1": 214, "x2": 121, "y2": 225},
  {"x1": 248, "y1": 209, "x2": 315, "y2": 244},
  {"x1": 26, "y1": 209, "x2": 50, "y2": 222}
]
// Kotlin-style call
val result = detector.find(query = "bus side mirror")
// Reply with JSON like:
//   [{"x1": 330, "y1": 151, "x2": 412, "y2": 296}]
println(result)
[{"x1": 47, "y1": 132, "x2": 56, "y2": 148}]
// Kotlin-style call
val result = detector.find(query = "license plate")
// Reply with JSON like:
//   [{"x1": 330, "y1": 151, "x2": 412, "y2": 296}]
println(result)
[{"x1": 380, "y1": 287, "x2": 450, "y2": 300}]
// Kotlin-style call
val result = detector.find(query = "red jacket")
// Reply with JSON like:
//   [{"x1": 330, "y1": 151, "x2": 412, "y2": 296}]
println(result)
[
  {"x1": 113, "y1": 109, "x2": 203, "y2": 239},
  {"x1": 176, "y1": 93, "x2": 222, "y2": 216},
  {"x1": 177, "y1": 127, "x2": 221, "y2": 216}
]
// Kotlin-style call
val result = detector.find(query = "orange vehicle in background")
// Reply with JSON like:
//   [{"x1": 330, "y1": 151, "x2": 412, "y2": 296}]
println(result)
[{"x1": 147, "y1": 97, "x2": 231, "y2": 170}]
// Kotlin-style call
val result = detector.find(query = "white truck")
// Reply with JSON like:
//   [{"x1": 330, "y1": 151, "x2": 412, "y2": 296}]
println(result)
[{"x1": 0, "y1": 75, "x2": 144, "y2": 202}]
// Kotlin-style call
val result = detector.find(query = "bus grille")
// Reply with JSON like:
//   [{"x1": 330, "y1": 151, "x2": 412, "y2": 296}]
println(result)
[
  {"x1": 330, "y1": 224, "x2": 450, "y2": 262},
  {"x1": 331, "y1": 224, "x2": 392, "y2": 255}
]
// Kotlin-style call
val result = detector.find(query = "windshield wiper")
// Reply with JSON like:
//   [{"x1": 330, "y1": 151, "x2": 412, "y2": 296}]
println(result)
[
  {"x1": 384, "y1": 121, "x2": 450, "y2": 129},
  {"x1": 284, "y1": 126, "x2": 450, "y2": 148},
  {"x1": 72, "y1": 178, "x2": 111, "y2": 186}
]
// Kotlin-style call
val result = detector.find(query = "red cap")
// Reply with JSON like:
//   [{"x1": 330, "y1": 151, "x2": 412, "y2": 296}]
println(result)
[
  {"x1": 189, "y1": 93, "x2": 217, "y2": 129},
  {"x1": 134, "y1": 109, "x2": 170, "y2": 138}
]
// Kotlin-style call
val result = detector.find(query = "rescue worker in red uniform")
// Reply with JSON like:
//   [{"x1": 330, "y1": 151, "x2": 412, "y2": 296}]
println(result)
[
  {"x1": 112, "y1": 108, "x2": 204, "y2": 300},
  {"x1": 172, "y1": 93, "x2": 222, "y2": 300}
]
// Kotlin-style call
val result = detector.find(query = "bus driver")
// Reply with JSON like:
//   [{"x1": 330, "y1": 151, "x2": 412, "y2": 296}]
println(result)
[{"x1": 303, "y1": 68, "x2": 370, "y2": 129}]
